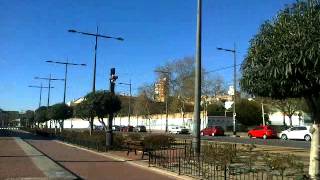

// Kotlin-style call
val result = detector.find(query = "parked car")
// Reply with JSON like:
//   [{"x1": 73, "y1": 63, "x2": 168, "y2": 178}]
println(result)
[
  {"x1": 279, "y1": 126, "x2": 311, "y2": 141},
  {"x1": 179, "y1": 127, "x2": 190, "y2": 134},
  {"x1": 134, "y1": 125, "x2": 147, "y2": 132},
  {"x1": 93, "y1": 125, "x2": 104, "y2": 131},
  {"x1": 248, "y1": 125, "x2": 277, "y2": 139},
  {"x1": 200, "y1": 126, "x2": 224, "y2": 136},
  {"x1": 121, "y1": 125, "x2": 134, "y2": 132},
  {"x1": 168, "y1": 126, "x2": 189, "y2": 134},
  {"x1": 112, "y1": 125, "x2": 121, "y2": 131}
]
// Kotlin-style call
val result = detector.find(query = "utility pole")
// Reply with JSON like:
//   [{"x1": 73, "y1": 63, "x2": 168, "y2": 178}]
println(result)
[
  {"x1": 193, "y1": 0, "x2": 202, "y2": 155},
  {"x1": 217, "y1": 44, "x2": 237, "y2": 135},
  {"x1": 35, "y1": 74, "x2": 64, "y2": 128},
  {"x1": 28, "y1": 84, "x2": 54, "y2": 108},
  {"x1": 46, "y1": 59, "x2": 86, "y2": 104},
  {"x1": 106, "y1": 68, "x2": 118, "y2": 147},
  {"x1": 68, "y1": 27, "x2": 123, "y2": 93},
  {"x1": 262, "y1": 102, "x2": 265, "y2": 126}
]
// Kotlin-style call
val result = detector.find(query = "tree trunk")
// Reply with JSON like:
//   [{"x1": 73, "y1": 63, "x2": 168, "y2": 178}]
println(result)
[
  {"x1": 106, "y1": 113, "x2": 114, "y2": 148},
  {"x1": 54, "y1": 120, "x2": 57, "y2": 135},
  {"x1": 283, "y1": 113, "x2": 286, "y2": 126},
  {"x1": 89, "y1": 117, "x2": 94, "y2": 136},
  {"x1": 58, "y1": 120, "x2": 64, "y2": 133},
  {"x1": 98, "y1": 118, "x2": 107, "y2": 131},
  {"x1": 309, "y1": 124, "x2": 320, "y2": 179},
  {"x1": 288, "y1": 115, "x2": 292, "y2": 126},
  {"x1": 305, "y1": 95, "x2": 320, "y2": 179}
]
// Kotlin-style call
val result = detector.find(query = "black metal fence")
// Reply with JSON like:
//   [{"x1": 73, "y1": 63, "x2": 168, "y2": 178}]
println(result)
[{"x1": 148, "y1": 140, "x2": 308, "y2": 180}]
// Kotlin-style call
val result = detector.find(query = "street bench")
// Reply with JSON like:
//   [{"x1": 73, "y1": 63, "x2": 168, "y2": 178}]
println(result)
[{"x1": 126, "y1": 140, "x2": 151, "y2": 159}]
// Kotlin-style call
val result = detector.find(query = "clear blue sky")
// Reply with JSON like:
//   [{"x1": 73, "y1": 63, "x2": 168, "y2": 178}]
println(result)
[{"x1": 0, "y1": 0, "x2": 295, "y2": 111}]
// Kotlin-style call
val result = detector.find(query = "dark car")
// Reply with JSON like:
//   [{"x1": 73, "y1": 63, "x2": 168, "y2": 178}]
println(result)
[
  {"x1": 179, "y1": 127, "x2": 190, "y2": 134},
  {"x1": 200, "y1": 126, "x2": 224, "y2": 136},
  {"x1": 121, "y1": 125, "x2": 134, "y2": 132},
  {"x1": 112, "y1": 125, "x2": 121, "y2": 131},
  {"x1": 248, "y1": 125, "x2": 277, "y2": 139},
  {"x1": 134, "y1": 125, "x2": 147, "y2": 132}
]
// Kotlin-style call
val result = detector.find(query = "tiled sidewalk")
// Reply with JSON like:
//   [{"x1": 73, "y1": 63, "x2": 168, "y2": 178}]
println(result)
[
  {"x1": 0, "y1": 137, "x2": 45, "y2": 179},
  {"x1": 27, "y1": 139, "x2": 179, "y2": 180}
]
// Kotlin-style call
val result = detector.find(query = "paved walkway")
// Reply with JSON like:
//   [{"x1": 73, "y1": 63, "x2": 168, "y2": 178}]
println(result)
[
  {"x1": 0, "y1": 137, "x2": 45, "y2": 179},
  {"x1": 1, "y1": 129, "x2": 179, "y2": 180}
]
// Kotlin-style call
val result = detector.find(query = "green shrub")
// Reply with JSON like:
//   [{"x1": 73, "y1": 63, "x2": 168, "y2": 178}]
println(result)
[
  {"x1": 113, "y1": 133, "x2": 125, "y2": 149},
  {"x1": 143, "y1": 134, "x2": 175, "y2": 149},
  {"x1": 127, "y1": 133, "x2": 142, "y2": 141}
]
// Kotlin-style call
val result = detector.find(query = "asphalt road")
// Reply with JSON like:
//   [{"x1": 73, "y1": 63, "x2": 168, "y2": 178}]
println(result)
[{"x1": 174, "y1": 134, "x2": 311, "y2": 149}]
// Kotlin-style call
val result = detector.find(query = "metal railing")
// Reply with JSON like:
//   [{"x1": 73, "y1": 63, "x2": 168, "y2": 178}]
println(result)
[{"x1": 148, "y1": 140, "x2": 307, "y2": 180}]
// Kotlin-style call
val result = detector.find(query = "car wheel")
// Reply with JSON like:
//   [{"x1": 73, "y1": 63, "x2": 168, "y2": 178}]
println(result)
[
  {"x1": 281, "y1": 134, "x2": 287, "y2": 140},
  {"x1": 211, "y1": 133, "x2": 215, "y2": 136},
  {"x1": 248, "y1": 134, "x2": 252, "y2": 138},
  {"x1": 263, "y1": 134, "x2": 267, "y2": 139},
  {"x1": 304, "y1": 135, "x2": 311, "y2": 141}
]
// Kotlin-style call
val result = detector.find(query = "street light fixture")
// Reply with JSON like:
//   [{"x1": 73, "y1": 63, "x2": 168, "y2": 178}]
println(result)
[
  {"x1": 34, "y1": 74, "x2": 64, "y2": 128},
  {"x1": 34, "y1": 74, "x2": 64, "y2": 107},
  {"x1": 28, "y1": 84, "x2": 54, "y2": 108},
  {"x1": 45, "y1": 59, "x2": 86, "y2": 103},
  {"x1": 68, "y1": 27, "x2": 124, "y2": 93},
  {"x1": 155, "y1": 70, "x2": 170, "y2": 133},
  {"x1": 217, "y1": 44, "x2": 237, "y2": 136},
  {"x1": 119, "y1": 80, "x2": 132, "y2": 126}
]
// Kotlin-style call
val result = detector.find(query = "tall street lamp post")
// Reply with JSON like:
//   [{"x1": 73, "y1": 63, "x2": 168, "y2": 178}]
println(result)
[
  {"x1": 119, "y1": 80, "x2": 132, "y2": 126},
  {"x1": 68, "y1": 27, "x2": 124, "y2": 93},
  {"x1": 155, "y1": 70, "x2": 170, "y2": 133},
  {"x1": 28, "y1": 84, "x2": 54, "y2": 108},
  {"x1": 35, "y1": 74, "x2": 64, "y2": 128},
  {"x1": 45, "y1": 59, "x2": 86, "y2": 103},
  {"x1": 217, "y1": 44, "x2": 237, "y2": 136},
  {"x1": 193, "y1": 0, "x2": 202, "y2": 155}
]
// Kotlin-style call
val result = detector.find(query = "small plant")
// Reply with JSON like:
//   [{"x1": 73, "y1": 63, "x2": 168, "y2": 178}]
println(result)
[
  {"x1": 238, "y1": 143, "x2": 259, "y2": 172},
  {"x1": 263, "y1": 153, "x2": 304, "y2": 177},
  {"x1": 143, "y1": 134, "x2": 174, "y2": 149}
]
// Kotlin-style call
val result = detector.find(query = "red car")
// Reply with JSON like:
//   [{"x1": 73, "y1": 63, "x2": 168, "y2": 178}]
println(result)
[
  {"x1": 121, "y1": 125, "x2": 134, "y2": 132},
  {"x1": 200, "y1": 126, "x2": 224, "y2": 136},
  {"x1": 248, "y1": 125, "x2": 277, "y2": 139}
]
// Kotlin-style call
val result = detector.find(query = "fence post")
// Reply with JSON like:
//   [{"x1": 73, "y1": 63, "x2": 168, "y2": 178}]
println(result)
[
  {"x1": 179, "y1": 156, "x2": 181, "y2": 175},
  {"x1": 148, "y1": 151, "x2": 151, "y2": 167},
  {"x1": 184, "y1": 139, "x2": 187, "y2": 158},
  {"x1": 224, "y1": 165, "x2": 227, "y2": 180}
]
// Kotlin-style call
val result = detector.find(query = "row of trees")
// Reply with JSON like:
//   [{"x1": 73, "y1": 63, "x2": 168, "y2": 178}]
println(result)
[{"x1": 21, "y1": 90, "x2": 122, "y2": 136}]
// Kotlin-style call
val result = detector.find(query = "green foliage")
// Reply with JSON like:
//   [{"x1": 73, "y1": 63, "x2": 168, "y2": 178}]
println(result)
[
  {"x1": 35, "y1": 106, "x2": 48, "y2": 123},
  {"x1": 143, "y1": 134, "x2": 175, "y2": 149},
  {"x1": 207, "y1": 102, "x2": 225, "y2": 116},
  {"x1": 113, "y1": 133, "x2": 125, "y2": 149},
  {"x1": 236, "y1": 99, "x2": 265, "y2": 126},
  {"x1": 85, "y1": 90, "x2": 122, "y2": 119},
  {"x1": 240, "y1": 0, "x2": 320, "y2": 120},
  {"x1": 73, "y1": 100, "x2": 93, "y2": 120},
  {"x1": 202, "y1": 142, "x2": 238, "y2": 166},
  {"x1": 20, "y1": 110, "x2": 35, "y2": 127},
  {"x1": 127, "y1": 133, "x2": 143, "y2": 141},
  {"x1": 48, "y1": 103, "x2": 73, "y2": 120},
  {"x1": 263, "y1": 153, "x2": 304, "y2": 177}
]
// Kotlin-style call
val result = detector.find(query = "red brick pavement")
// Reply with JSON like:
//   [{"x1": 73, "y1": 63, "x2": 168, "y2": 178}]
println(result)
[
  {"x1": 0, "y1": 138, "x2": 45, "y2": 179},
  {"x1": 27, "y1": 139, "x2": 177, "y2": 180}
]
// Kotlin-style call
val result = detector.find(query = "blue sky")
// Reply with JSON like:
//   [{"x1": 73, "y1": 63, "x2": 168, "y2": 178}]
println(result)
[{"x1": 0, "y1": 0, "x2": 296, "y2": 111}]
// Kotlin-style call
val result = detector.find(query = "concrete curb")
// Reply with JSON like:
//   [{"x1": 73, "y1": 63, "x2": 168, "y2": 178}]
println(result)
[{"x1": 54, "y1": 140, "x2": 194, "y2": 180}]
